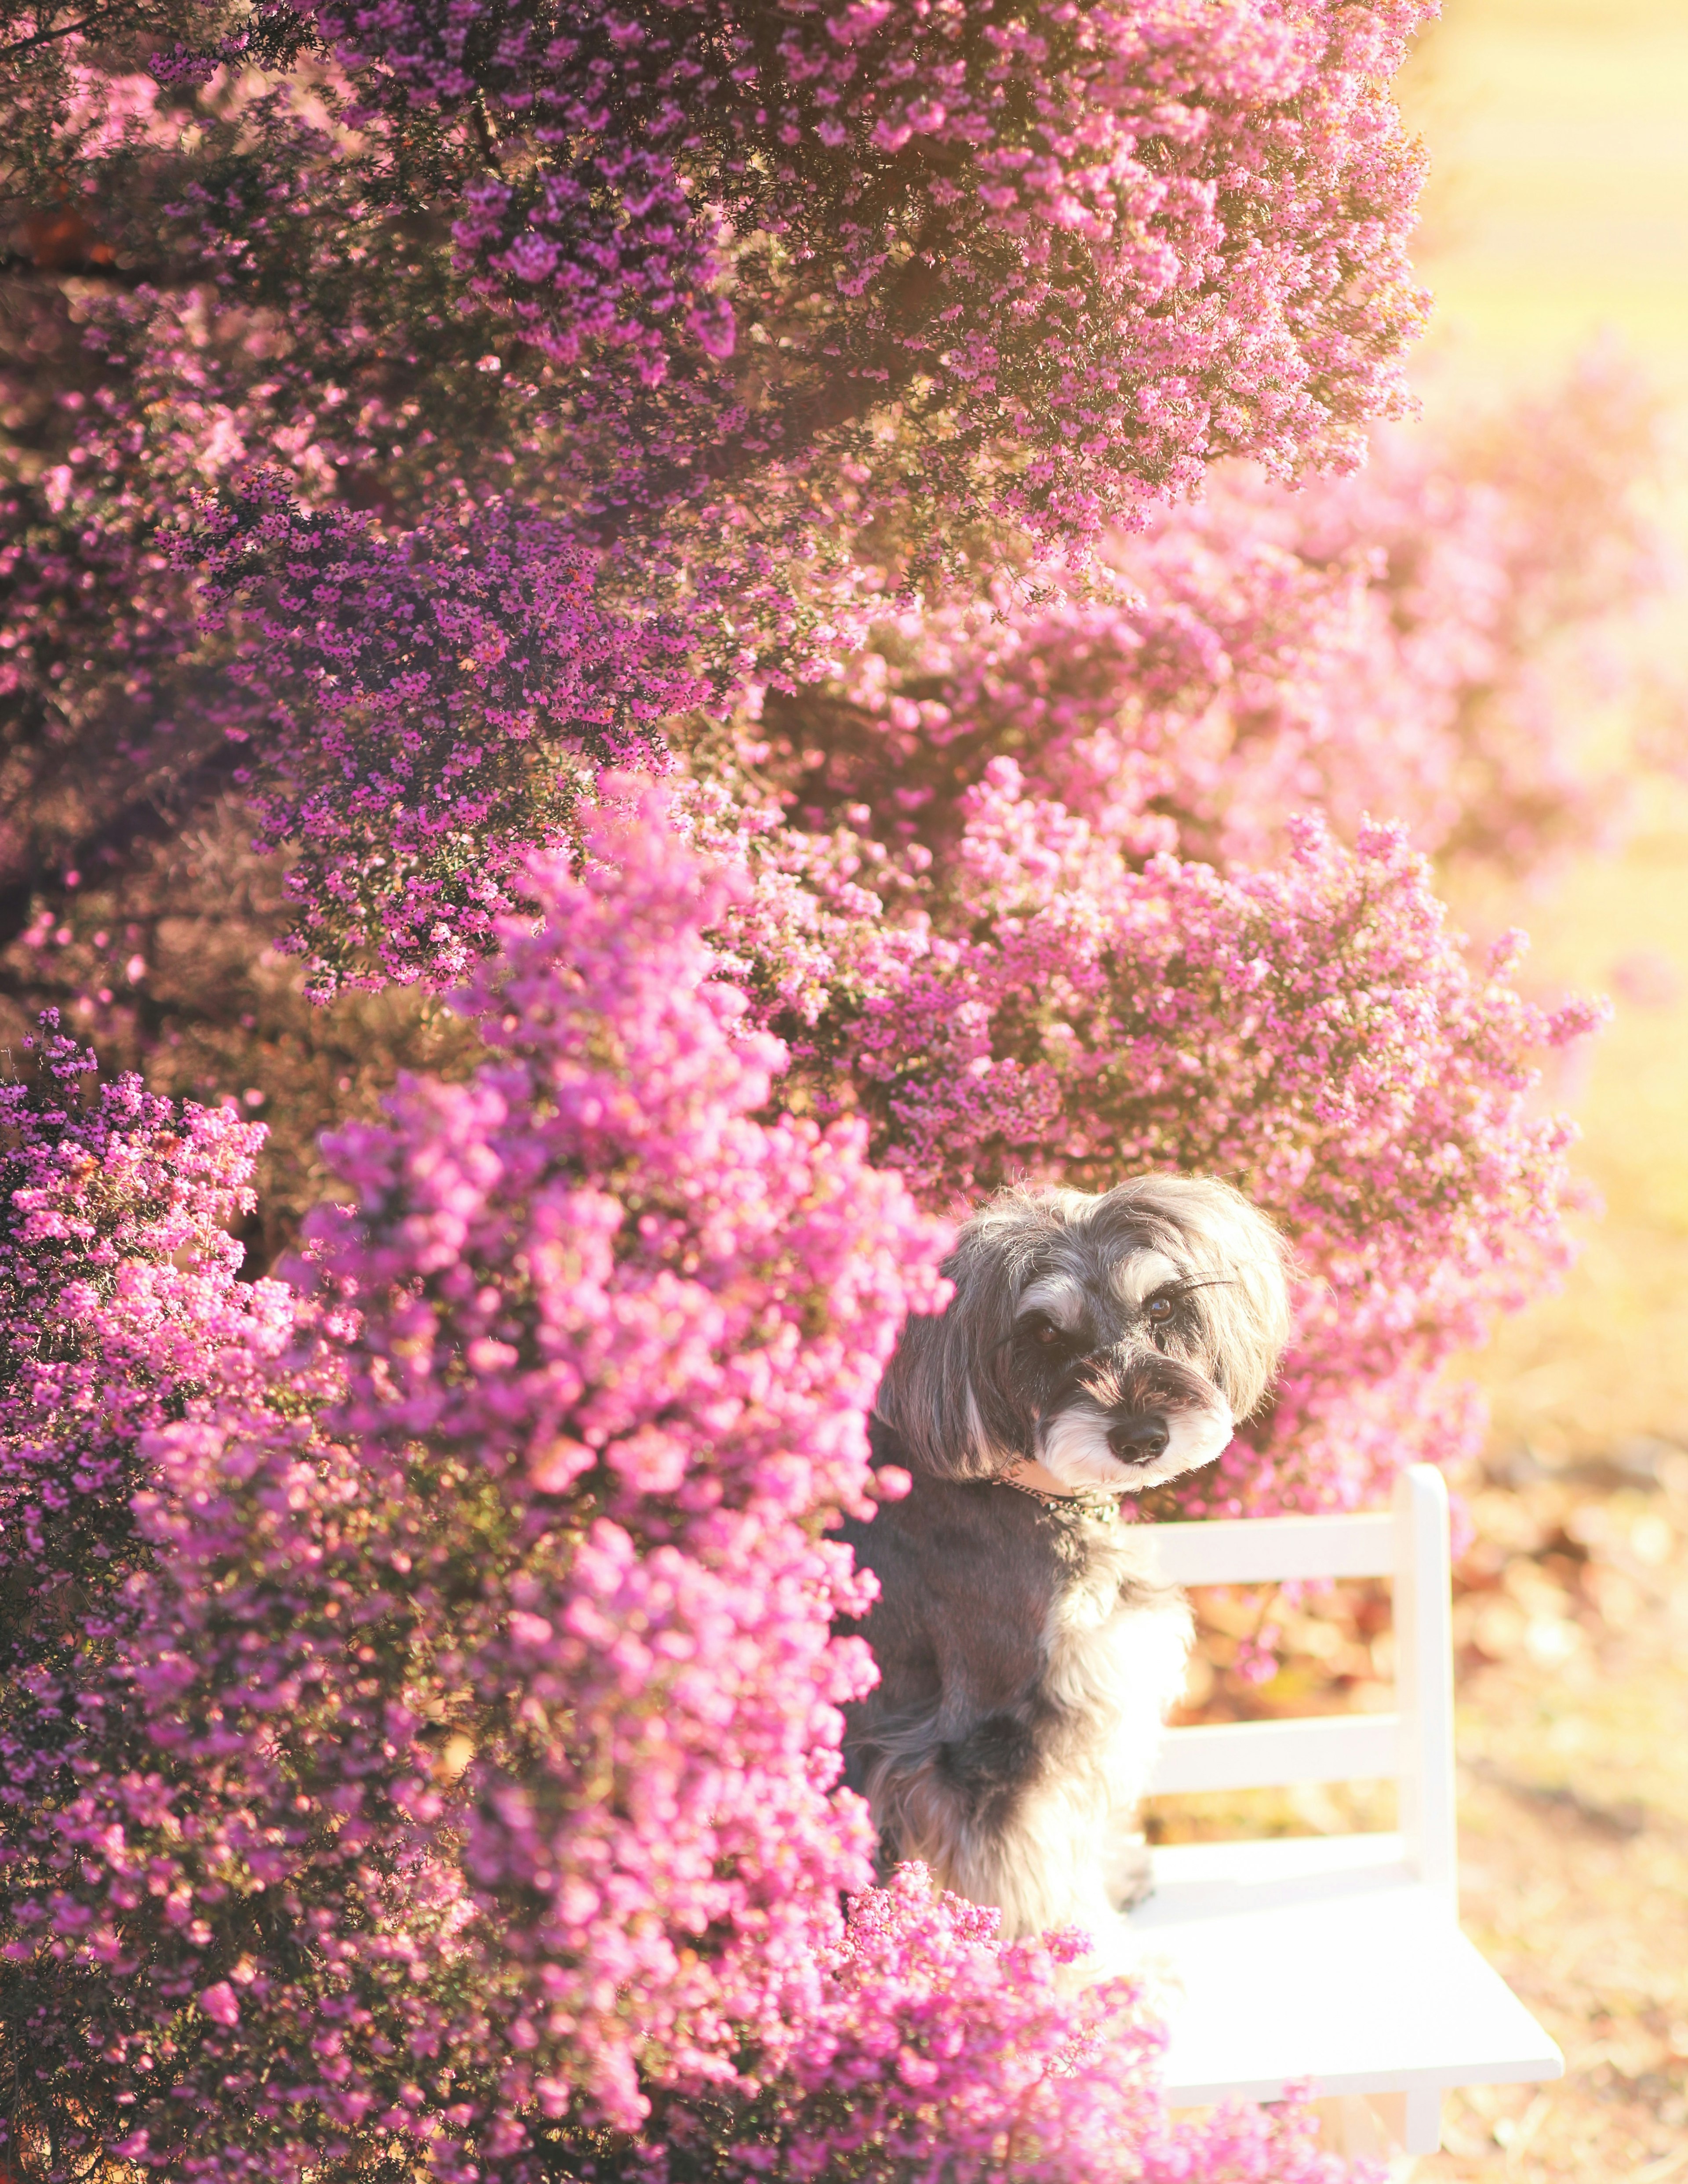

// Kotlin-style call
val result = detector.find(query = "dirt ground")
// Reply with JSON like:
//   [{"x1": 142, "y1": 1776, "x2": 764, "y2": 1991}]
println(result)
[{"x1": 1422, "y1": 1454, "x2": 1688, "y2": 2182}]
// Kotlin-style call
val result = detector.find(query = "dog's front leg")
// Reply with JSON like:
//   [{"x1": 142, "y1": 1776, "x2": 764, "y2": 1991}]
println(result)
[{"x1": 1086, "y1": 1587, "x2": 1195, "y2": 1915}]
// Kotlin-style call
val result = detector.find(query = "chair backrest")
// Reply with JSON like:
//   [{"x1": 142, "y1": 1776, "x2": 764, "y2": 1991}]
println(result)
[{"x1": 1145, "y1": 1465, "x2": 1457, "y2": 1900}]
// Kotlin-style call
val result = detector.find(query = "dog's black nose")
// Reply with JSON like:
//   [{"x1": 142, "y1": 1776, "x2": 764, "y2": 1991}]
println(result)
[{"x1": 1109, "y1": 1414, "x2": 1170, "y2": 1464}]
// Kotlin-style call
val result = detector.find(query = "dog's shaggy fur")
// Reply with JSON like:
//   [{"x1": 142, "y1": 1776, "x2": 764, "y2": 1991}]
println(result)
[{"x1": 840, "y1": 1175, "x2": 1290, "y2": 1943}]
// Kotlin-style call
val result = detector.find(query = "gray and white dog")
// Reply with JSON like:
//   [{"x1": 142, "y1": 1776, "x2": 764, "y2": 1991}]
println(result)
[{"x1": 840, "y1": 1175, "x2": 1290, "y2": 1944}]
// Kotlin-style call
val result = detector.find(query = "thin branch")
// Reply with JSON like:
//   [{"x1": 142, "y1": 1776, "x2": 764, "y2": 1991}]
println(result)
[
  {"x1": 468, "y1": 91, "x2": 503, "y2": 174},
  {"x1": 0, "y1": 10, "x2": 111, "y2": 59}
]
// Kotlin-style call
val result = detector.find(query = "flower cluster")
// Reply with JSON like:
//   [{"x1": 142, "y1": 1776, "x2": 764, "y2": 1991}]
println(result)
[
  {"x1": 282, "y1": 788, "x2": 951, "y2": 2140},
  {"x1": 760, "y1": 355, "x2": 1668, "y2": 883},
  {"x1": 0, "y1": 1012, "x2": 276, "y2": 1717},
  {"x1": 185, "y1": 480, "x2": 717, "y2": 992},
  {"x1": 654, "y1": 1864, "x2": 1355, "y2": 2184},
  {"x1": 308, "y1": 0, "x2": 1430, "y2": 547},
  {"x1": 0, "y1": 1015, "x2": 293, "y2": 2174}
]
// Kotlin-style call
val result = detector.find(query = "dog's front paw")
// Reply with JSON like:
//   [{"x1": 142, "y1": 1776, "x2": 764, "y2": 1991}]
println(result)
[{"x1": 1103, "y1": 1830, "x2": 1155, "y2": 1911}]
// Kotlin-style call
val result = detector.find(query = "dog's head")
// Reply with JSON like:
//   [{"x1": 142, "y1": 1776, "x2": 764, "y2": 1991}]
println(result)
[{"x1": 875, "y1": 1175, "x2": 1291, "y2": 1495}]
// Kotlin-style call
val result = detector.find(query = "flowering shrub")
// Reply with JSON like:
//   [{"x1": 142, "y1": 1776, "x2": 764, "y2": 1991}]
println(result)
[
  {"x1": 0, "y1": 796, "x2": 946, "y2": 2174},
  {"x1": 5, "y1": 0, "x2": 1429, "y2": 553},
  {"x1": 1, "y1": 0, "x2": 1437, "y2": 982},
  {"x1": 306, "y1": 0, "x2": 1430, "y2": 547},
  {"x1": 1, "y1": 796, "x2": 1382, "y2": 2178}
]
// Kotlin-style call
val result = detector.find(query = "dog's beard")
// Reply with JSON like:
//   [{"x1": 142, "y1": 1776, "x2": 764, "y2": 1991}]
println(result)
[{"x1": 1036, "y1": 1395, "x2": 1235, "y2": 1494}]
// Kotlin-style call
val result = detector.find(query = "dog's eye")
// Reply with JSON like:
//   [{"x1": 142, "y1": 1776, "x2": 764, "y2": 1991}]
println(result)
[
  {"x1": 1020, "y1": 1315, "x2": 1066, "y2": 1348},
  {"x1": 1145, "y1": 1295, "x2": 1177, "y2": 1326}
]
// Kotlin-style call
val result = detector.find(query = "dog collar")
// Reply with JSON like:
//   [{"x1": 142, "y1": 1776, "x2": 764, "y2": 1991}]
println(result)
[{"x1": 996, "y1": 1461, "x2": 1122, "y2": 1519}]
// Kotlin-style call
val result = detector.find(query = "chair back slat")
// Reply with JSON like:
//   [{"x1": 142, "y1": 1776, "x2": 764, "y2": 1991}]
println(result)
[
  {"x1": 1151, "y1": 1509, "x2": 1395, "y2": 1586},
  {"x1": 1149, "y1": 1713, "x2": 1400, "y2": 1795}
]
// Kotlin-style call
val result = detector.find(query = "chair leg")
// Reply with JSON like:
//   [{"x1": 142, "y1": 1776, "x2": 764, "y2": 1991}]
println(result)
[
  {"x1": 1402, "y1": 2084, "x2": 1443, "y2": 2154},
  {"x1": 1353, "y1": 2087, "x2": 1442, "y2": 2157}
]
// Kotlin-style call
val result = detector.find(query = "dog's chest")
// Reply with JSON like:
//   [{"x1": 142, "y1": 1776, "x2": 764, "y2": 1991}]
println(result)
[{"x1": 1038, "y1": 1520, "x2": 1191, "y2": 1727}]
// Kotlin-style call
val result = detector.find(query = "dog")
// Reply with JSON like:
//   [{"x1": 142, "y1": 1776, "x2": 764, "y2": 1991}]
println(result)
[{"x1": 838, "y1": 1174, "x2": 1290, "y2": 1948}]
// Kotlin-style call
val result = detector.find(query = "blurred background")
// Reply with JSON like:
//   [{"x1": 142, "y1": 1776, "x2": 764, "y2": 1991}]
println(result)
[
  {"x1": 1403, "y1": 2, "x2": 1688, "y2": 2175},
  {"x1": 1404, "y1": 0, "x2": 1688, "y2": 1468},
  {"x1": 1149, "y1": 2, "x2": 1688, "y2": 2175}
]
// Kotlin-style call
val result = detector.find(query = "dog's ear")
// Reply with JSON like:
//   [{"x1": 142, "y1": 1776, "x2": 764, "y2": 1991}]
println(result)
[
  {"x1": 1151, "y1": 1177, "x2": 1291, "y2": 1421},
  {"x1": 1195, "y1": 1189, "x2": 1291, "y2": 1421},
  {"x1": 874, "y1": 1195, "x2": 1051, "y2": 1480}
]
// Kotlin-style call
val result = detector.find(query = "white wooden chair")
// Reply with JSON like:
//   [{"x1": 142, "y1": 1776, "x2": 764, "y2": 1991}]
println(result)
[{"x1": 1130, "y1": 1465, "x2": 1562, "y2": 2157}]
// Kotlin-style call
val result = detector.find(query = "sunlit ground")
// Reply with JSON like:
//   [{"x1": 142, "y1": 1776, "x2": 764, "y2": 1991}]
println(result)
[{"x1": 1153, "y1": 1, "x2": 1688, "y2": 2174}]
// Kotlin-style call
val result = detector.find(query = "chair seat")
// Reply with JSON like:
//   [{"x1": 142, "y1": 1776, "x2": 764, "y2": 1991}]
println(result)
[{"x1": 1129, "y1": 1832, "x2": 1564, "y2": 2109}]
